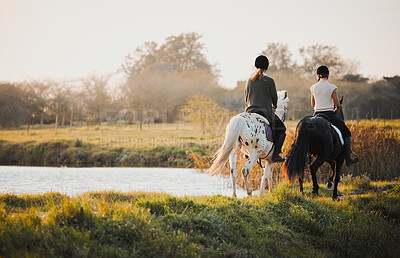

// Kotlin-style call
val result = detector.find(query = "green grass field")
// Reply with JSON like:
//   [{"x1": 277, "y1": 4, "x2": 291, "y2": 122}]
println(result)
[
  {"x1": 0, "y1": 123, "x2": 224, "y2": 147},
  {"x1": 1, "y1": 181, "x2": 399, "y2": 257}
]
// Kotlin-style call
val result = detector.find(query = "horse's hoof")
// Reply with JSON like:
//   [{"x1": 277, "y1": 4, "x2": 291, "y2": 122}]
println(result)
[
  {"x1": 326, "y1": 181, "x2": 333, "y2": 190},
  {"x1": 311, "y1": 192, "x2": 319, "y2": 198}
]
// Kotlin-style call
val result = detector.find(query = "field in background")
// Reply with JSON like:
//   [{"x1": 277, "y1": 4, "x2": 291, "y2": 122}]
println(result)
[
  {"x1": 0, "y1": 120, "x2": 305, "y2": 147},
  {"x1": 0, "y1": 119, "x2": 399, "y2": 181},
  {"x1": 0, "y1": 122, "x2": 226, "y2": 148}
]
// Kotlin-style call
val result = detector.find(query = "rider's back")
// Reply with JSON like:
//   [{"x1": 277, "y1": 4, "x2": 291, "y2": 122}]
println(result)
[
  {"x1": 244, "y1": 75, "x2": 278, "y2": 127},
  {"x1": 310, "y1": 80, "x2": 337, "y2": 112}
]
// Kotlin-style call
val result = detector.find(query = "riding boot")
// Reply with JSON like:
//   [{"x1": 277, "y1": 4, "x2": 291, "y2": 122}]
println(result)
[
  {"x1": 272, "y1": 133, "x2": 286, "y2": 163},
  {"x1": 344, "y1": 137, "x2": 359, "y2": 166}
]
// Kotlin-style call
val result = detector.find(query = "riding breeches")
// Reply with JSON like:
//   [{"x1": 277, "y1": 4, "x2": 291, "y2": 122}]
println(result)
[
  {"x1": 274, "y1": 115, "x2": 286, "y2": 140},
  {"x1": 314, "y1": 111, "x2": 351, "y2": 138}
]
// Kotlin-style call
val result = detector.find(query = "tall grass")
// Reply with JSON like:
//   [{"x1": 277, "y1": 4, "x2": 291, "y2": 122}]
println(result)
[
  {"x1": 191, "y1": 120, "x2": 400, "y2": 190},
  {"x1": 346, "y1": 120, "x2": 400, "y2": 180},
  {"x1": 1, "y1": 182, "x2": 399, "y2": 257}
]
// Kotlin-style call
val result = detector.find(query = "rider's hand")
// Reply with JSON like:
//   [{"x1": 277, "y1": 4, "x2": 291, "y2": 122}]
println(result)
[{"x1": 334, "y1": 108, "x2": 339, "y2": 114}]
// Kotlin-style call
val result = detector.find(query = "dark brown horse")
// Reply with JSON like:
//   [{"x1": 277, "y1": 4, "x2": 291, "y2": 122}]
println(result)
[{"x1": 283, "y1": 97, "x2": 345, "y2": 200}]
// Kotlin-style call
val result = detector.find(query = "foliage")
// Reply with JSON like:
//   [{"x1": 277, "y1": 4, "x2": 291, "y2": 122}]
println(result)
[
  {"x1": 0, "y1": 140, "x2": 208, "y2": 168},
  {"x1": 261, "y1": 42, "x2": 294, "y2": 71},
  {"x1": 1, "y1": 38, "x2": 399, "y2": 129},
  {"x1": 181, "y1": 93, "x2": 233, "y2": 137},
  {"x1": 0, "y1": 83, "x2": 26, "y2": 127},
  {"x1": 299, "y1": 44, "x2": 347, "y2": 77},
  {"x1": 0, "y1": 185, "x2": 399, "y2": 257}
]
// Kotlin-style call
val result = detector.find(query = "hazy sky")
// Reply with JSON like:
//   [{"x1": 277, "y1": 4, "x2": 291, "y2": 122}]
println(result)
[{"x1": 0, "y1": 0, "x2": 399, "y2": 88}]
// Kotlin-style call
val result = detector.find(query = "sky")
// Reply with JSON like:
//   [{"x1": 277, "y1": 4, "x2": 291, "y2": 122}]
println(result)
[{"x1": 0, "y1": 0, "x2": 399, "y2": 88}]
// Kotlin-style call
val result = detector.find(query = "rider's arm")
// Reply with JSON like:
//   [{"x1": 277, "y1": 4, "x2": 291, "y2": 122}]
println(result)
[
  {"x1": 270, "y1": 79, "x2": 278, "y2": 110},
  {"x1": 244, "y1": 80, "x2": 249, "y2": 107},
  {"x1": 311, "y1": 95, "x2": 315, "y2": 108},
  {"x1": 332, "y1": 89, "x2": 340, "y2": 111}
]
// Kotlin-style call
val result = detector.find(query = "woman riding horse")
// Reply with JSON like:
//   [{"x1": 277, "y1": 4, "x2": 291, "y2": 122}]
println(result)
[
  {"x1": 244, "y1": 55, "x2": 286, "y2": 163},
  {"x1": 310, "y1": 66, "x2": 359, "y2": 166}
]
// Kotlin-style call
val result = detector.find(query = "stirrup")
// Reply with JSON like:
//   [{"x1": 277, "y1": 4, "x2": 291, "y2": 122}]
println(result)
[{"x1": 346, "y1": 152, "x2": 359, "y2": 166}]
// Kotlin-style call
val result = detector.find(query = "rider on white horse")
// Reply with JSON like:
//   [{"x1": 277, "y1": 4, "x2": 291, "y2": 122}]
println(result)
[{"x1": 244, "y1": 55, "x2": 286, "y2": 163}]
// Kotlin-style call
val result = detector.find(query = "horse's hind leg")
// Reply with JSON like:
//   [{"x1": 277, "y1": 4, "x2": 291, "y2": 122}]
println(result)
[
  {"x1": 299, "y1": 176, "x2": 304, "y2": 195},
  {"x1": 326, "y1": 160, "x2": 335, "y2": 190},
  {"x1": 260, "y1": 160, "x2": 273, "y2": 196},
  {"x1": 332, "y1": 155, "x2": 345, "y2": 200},
  {"x1": 310, "y1": 156, "x2": 326, "y2": 196},
  {"x1": 229, "y1": 150, "x2": 239, "y2": 198},
  {"x1": 242, "y1": 152, "x2": 257, "y2": 196}
]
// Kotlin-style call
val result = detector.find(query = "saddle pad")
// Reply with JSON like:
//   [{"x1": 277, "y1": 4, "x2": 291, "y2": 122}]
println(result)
[
  {"x1": 264, "y1": 123, "x2": 273, "y2": 142},
  {"x1": 331, "y1": 125, "x2": 344, "y2": 145}
]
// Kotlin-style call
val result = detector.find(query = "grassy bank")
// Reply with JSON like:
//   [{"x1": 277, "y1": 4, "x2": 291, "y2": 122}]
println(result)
[
  {"x1": 0, "y1": 139, "x2": 210, "y2": 168},
  {"x1": 1, "y1": 181, "x2": 399, "y2": 257}
]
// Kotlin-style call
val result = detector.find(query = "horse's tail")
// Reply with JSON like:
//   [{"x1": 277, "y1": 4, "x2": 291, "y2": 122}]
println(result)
[
  {"x1": 208, "y1": 115, "x2": 244, "y2": 177},
  {"x1": 283, "y1": 118, "x2": 310, "y2": 183}
]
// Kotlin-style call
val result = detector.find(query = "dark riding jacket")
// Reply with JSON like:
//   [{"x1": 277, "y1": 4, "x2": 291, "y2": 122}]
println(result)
[{"x1": 244, "y1": 75, "x2": 278, "y2": 127}]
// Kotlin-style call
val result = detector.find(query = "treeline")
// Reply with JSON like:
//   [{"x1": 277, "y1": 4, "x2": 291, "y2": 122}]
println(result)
[{"x1": 1, "y1": 33, "x2": 399, "y2": 130}]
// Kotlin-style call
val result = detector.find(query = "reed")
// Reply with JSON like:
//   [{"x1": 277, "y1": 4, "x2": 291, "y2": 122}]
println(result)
[{"x1": 191, "y1": 120, "x2": 400, "y2": 190}]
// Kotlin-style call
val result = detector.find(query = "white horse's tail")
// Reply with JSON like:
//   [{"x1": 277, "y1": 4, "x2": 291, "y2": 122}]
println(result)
[{"x1": 208, "y1": 115, "x2": 244, "y2": 177}]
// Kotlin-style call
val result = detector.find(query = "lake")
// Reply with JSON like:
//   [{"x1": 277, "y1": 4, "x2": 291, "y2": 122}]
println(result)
[{"x1": 0, "y1": 166, "x2": 247, "y2": 198}]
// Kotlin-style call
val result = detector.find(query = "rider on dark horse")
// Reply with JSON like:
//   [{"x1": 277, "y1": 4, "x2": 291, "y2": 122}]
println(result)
[
  {"x1": 310, "y1": 65, "x2": 359, "y2": 166},
  {"x1": 244, "y1": 55, "x2": 286, "y2": 163}
]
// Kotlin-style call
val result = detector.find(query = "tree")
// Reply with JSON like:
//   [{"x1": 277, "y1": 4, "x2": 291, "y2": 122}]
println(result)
[
  {"x1": 0, "y1": 83, "x2": 26, "y2": 127},
  {"x1": 261, "y1": 43, "x2": 293, "y2": 71},
  {"x1": 47, "y1": 81, "x2": 73, "y2": 135},
  {"x1": 23, "y1": 80, "x2": 51, "y2": 129},
  {"x1": 158, "y1": 32, "x2": 212, "y2": 72},
  {"x1": 82, "y1": 74, "x2": 112, "y2": 132},
  {"x1": 122, "y1": 32, "x2": 214, "y2": 75},
  {"x1": 299, "y1": 44, "x2": 344, "y2": 77},
  {"x1": 121, "y1": 41, "x2": 159, "y2": 76},
  {"x1": 342, "y1": 74, "x2": 369, "y2": 83},
  {"x1": 121, "y1": 32, "x2": 221, "y2": 125},
  {"x1": 383, "y1": 76, "x2": 400, "y2": 93},
  {"x1": 181, "y1": 93, "x2": 232, "y2": 137}
]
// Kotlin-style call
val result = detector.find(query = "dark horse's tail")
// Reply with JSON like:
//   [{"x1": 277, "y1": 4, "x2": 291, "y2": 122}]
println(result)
[{"x1": 283, "y1": 118, "x2": 311, "y2": 183}]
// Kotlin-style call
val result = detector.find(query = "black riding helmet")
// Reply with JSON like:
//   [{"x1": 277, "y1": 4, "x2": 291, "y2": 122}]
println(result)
[
  {"x1": 317, "y1": 66, "x2": 329, "y2": 78},
  {"x1": 255, "y1": 55, "x2": 269, "y2": 70}
]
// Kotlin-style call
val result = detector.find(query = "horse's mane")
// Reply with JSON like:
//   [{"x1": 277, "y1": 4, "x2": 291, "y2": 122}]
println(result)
[{"x1": 275, "y1": 91, "x2": 289, "y2": 123}]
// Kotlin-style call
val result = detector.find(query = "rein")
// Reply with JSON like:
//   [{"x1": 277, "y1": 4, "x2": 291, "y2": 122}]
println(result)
[{"x1": 257, "y1": 143, "x2": 275, "y2": 168}]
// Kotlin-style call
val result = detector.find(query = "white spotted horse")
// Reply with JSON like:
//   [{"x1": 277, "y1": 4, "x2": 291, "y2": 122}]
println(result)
[
  {"x1": 208, "y1": 91, "x2": 289, "y2": 197},
  {"x1": 283, "y1": 96, "x2": 353, "y2": 200}
]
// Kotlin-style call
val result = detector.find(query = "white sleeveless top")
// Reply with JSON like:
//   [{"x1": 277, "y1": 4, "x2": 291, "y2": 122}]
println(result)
[{"x1": 310, "y1": 80, "x2": 337, "y2": 112}]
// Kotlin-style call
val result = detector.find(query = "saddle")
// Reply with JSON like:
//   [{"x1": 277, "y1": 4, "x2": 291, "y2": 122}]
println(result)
[
  {"x1": 264, "y1": 123, "x2": 274, "y2": 142},
  {"x1": 314, "y1": 114, "x2": 344, "y2": 145},
  {"x1": 248, "y1": 113, "x2": 274, "y2": 142}
]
